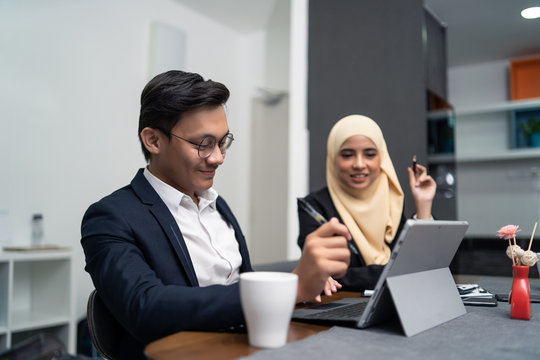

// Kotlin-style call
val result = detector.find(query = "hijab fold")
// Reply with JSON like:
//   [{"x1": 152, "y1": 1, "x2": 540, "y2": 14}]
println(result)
[{"x1": 326, "y1": 115, "x2": 404, "y2": 265}]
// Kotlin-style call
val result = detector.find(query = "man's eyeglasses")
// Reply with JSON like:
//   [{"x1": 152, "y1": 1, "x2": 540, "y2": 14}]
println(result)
[{"x1": 163, "y1": 130, "x2": 234, "y2": 158}]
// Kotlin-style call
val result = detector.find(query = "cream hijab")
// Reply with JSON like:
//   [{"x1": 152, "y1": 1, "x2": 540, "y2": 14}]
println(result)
[{"x1": 326, "y1": 115, "x2": 404, "y2": 265}]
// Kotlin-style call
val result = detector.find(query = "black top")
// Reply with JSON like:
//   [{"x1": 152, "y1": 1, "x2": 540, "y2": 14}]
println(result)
[{"x1": 297, "y1": 187, "x2": 406, "y2": 291}]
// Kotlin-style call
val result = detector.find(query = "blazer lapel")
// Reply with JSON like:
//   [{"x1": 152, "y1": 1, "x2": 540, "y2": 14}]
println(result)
[
  {"x1": 131, "y1": 169, "x2": 199, "y2": 287},
  {"x1": 216, "y1": 197, "x2": 253, "y2": 272}
]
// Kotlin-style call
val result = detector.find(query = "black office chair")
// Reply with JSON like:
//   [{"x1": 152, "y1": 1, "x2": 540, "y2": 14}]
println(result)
[{"x1": 86, "y1": 289, "x2": 123, "y2": 360}]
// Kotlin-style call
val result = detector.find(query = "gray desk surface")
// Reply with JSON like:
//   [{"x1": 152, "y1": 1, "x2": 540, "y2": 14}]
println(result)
[{"x1": 242, "y1": 277, "x2": 540, "y2": 360}]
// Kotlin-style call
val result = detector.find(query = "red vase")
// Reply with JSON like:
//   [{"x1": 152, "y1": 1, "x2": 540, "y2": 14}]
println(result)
[{"x1": 509, "y1": 265, "x2": 531, "y2": 320}]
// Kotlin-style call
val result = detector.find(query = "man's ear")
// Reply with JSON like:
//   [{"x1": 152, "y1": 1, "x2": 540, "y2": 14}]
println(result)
[{"x1": 140, "y1": 127, "x2": 163, "y2": 155}]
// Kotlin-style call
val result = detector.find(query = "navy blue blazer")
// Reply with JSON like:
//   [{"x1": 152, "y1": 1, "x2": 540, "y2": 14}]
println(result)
[{"x1": 81, "y1": 169, "x2": 253, "y2": 359}]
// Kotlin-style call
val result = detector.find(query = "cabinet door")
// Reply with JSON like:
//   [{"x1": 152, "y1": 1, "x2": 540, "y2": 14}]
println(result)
[{"x1": 424, "y1": 8, "x2": 447, "y2": 100}]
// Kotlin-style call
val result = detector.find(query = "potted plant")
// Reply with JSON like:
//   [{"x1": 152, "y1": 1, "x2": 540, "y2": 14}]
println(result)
[{"x1": 522, "y1": 117, "x2": 540, "y2": 147}]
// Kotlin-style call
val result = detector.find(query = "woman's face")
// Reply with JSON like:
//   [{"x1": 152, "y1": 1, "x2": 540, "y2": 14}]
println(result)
[{"x1": 335, "y1": 135, "x2": 381, "y2": 190}]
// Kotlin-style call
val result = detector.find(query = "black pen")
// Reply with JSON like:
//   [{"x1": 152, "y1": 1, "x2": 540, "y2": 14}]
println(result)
[
  {"x1": 297, "y1": 197, "x2": 359, "y2": 256},
  {"x1": 412, "y1": 155, "x2": 417, "y2": 176}
]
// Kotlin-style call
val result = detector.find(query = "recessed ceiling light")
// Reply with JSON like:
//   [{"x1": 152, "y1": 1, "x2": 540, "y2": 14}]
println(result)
[{"x1": 521, "y1": 7, "x2": 540, "y2": 19}]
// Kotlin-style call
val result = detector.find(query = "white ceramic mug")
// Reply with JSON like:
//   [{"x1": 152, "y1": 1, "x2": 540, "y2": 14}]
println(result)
[{"x1": 239, "y1": 271, "x2": 298, "y2": 348}]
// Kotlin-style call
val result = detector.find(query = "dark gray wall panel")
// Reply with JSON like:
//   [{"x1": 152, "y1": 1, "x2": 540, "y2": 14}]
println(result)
[{"x1": 308, "y1": 0, "x2": 427, "y2": 217}]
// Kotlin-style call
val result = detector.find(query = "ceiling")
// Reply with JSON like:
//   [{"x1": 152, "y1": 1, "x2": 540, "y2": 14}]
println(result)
[
  {"x1": 425, "y1": 0, "x2": 540, "y2": 67},
  {"x1": 173, "y1": 0, "x2": 278, "y2": 33},
  {"x1": 175, "y1": 0, "x2": 540, "y2": 68}
]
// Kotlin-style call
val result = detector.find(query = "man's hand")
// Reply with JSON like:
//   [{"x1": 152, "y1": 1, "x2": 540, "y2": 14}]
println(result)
[{"x1": 292, "y1": 218, "x2": 351, "y2": 303}]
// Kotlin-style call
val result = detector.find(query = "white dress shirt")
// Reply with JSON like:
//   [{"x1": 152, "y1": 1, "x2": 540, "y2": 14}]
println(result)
[{"x1": 143, "y1": 168, "x2": 242, "y2": 286}]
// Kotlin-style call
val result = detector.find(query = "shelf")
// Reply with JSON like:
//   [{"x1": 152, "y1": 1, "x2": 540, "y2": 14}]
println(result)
[
  {"x1": 11, "y1": 324, "x2": 69, "y2": 348},
  {"x1": 455, "y1": 98, "x2": 540, "y2": 116},
  {"x1": 10, "y1": 310, "x2": 70, "y2": 332},
  {"x1": 0, "y1": 249, "x2": 71, "y2": 262},
  {"x1": 454, "y1": 98, "x2": 540, "y2": 237},
  {"x1": 511, "y1": 108, "x2": 540, "y2": 149},
  {"x1": 456, "y1": 148, "x2": 540, "y2": 163},
  {"x1": 0, "y1": 250, "x2": 74, "y2": 352},
  {"x1": 427, "y1": 109, "x2": 454, "y2": 120},
  {"x1": 455, "y1": 101, "x2": 540, "y2": 160},
  {"x1": 428, "y1": 153, "x2": 455, "y2": 164},
  {"x1": 12, "y1": 259, "x2": 70, "y2": 326}
]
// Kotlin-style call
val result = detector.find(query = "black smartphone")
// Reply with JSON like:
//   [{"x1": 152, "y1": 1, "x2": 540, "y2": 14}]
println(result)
[{"x1": 462, "y1": 295, "x2": 498, "y2": 307}]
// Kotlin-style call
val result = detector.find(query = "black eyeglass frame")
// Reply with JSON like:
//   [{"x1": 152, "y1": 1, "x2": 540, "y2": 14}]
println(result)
[{"x1": 160, "y1": 129, "x2": 234, "y2": 158}]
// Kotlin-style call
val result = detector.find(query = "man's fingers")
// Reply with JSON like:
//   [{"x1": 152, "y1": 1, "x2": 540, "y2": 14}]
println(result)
[
  {"x1": 311, "y1": 218, "x2": 351, "y2": 240},
  {"x1": 318, "y1": 256, "x2": 350, "y2": 278}
]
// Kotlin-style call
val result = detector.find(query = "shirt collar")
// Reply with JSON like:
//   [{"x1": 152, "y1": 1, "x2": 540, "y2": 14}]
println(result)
[
  {"x1": 143, "y1": 167, "x2": 218, "y2": 210},
  {"x1": 197, "y1": 187, "x2": 219, "y2": 209}
]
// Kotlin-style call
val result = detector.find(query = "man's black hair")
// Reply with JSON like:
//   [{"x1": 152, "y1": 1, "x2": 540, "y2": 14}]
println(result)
[{"x1": 138, "y1": 70, "x2": 230, "y2": 161}]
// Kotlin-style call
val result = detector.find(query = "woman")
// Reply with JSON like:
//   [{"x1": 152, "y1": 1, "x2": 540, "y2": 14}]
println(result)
[{"x1": 298, "y1": 115, "x2": 437, "y2": 291}]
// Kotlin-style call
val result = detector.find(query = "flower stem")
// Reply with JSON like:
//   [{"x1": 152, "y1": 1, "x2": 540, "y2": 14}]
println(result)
[{"x1": 508, "y1": 238, "x2": 516, "y2": 266}]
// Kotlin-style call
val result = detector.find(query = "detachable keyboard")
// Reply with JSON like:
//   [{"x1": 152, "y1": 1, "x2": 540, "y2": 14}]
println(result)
[{"x1": 301, "y1": 301, "x2": 368, "y2": 320}]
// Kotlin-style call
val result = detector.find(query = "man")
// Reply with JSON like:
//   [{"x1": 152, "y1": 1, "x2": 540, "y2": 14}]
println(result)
[{"x1": 81, "y1": 70, "x2": 351, "y2": 359}]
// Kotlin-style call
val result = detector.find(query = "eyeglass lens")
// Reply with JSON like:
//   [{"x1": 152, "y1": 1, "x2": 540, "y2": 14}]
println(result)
[{"x1": 198, "y1": 133, "x2": 234, "y2": 158}]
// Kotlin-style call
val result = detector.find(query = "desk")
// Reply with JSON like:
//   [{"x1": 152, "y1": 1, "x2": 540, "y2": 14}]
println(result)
[
  {"x1": 145, "y1": 277, "x2": 540, "y2": 360},
  {"x1": 144, "y1": 291, "x2": 359, "y2": 360}
]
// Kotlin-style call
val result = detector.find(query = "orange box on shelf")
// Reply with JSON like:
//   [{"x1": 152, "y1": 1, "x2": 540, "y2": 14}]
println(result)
[{"x1": 510, "y1": 56, "x2": 540, "y2": 100}]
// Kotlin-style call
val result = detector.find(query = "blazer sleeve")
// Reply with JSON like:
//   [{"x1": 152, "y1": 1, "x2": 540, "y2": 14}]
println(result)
[{"x1": 81, "y1": 198, "x2": 246, "y2": 346}]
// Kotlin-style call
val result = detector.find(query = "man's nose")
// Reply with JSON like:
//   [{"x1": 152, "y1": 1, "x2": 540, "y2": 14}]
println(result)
[{"x1": 206, "y1": 145, "x2": 225, "y2": 165}]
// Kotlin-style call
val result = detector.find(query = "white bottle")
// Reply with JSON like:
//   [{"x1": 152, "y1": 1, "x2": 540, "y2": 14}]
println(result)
[{"x1": 31, "y1": 213, "x2": 44, "y2": 247}]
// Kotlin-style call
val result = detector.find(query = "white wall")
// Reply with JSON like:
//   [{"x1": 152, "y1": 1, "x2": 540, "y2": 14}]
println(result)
[
  {"x1": 266, "y1": 0, "x2": 291, "y2": 91},
  {"x1": 0, "y1": 0, "x2": 265, "y2": 320},
  {"x1": 242, "y1": 0, "x2": 310, "y2": 263},
  {"x1": 287, "y1": 0, "x2": 308, "y2": 259},
  {"x1": 448, "y1": 60, "x2": 509, "y2": 107},
  {"x1": 246, "y1": 0, "x2": 297, "y2": 264}
]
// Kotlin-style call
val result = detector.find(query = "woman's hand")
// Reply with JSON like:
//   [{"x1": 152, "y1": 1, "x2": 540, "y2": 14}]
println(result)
[
  {"x1": 313, "y1": 276, "x2": 343, "y2": 302},
  {"x1": 407, "y1": 163, "x2": 436, "y2": 219}
]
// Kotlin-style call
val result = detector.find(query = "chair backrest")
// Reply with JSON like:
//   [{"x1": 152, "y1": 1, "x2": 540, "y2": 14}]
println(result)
[{"x1": 86, "y1": 289, "x2": 123, "y2": 360}]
